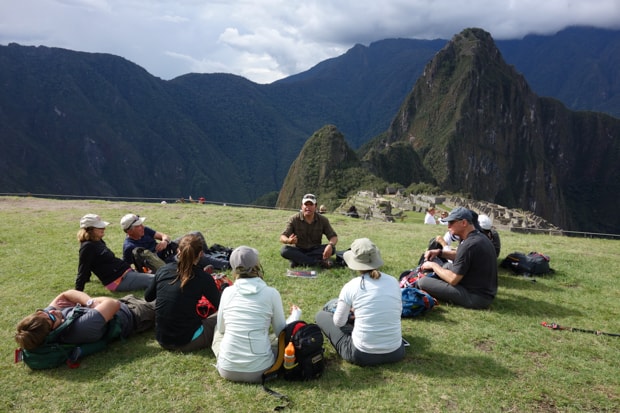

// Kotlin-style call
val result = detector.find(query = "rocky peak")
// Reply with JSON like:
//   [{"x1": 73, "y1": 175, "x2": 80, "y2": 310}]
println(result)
[{"x1": 361, "y1": 28, "x2": 620, "y2": 232}]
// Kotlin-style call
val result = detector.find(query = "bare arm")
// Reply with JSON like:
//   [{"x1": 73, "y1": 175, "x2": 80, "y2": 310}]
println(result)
[
  {"x1": 50, "y1": 290, "x2": 120, "y2": 322},
  {"x1": 88, "y1": 297, "x2": 121, "y2": 322},
  {"x1": 322, "y1": 236, "x2": 339, "y2": 260},
  {"x1": 153, "y1": 231, "x2": 172, "y2": 252},
  {"x1": 420, "y1": 259, "x2": 463, "y2": 286},
  {"x1": 424, "y1": 248, "x2": 456, "y2": 262},
  {"x1": 50, "y1": 289, "x2": 92, "y2": 308}
]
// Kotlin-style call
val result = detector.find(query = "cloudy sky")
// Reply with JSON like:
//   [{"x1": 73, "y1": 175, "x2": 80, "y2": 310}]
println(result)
[{"x1": 1, "y1": 1, "x2": 619, "y2": 84}]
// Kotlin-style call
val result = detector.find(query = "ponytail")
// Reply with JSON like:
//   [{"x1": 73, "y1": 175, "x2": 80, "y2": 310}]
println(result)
[{"x1": 174, "y1": 234, "x2": 203, "y2": 289}]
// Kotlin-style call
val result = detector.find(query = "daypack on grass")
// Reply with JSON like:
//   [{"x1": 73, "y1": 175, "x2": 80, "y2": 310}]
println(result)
[
  {"x1": 401, "y1": 287, "x2": 438, "y2": 317},
  {"x1": 399, "y1": 266, "x2": 431, "y2": 288},
  {"x1": 205, "y1": 243, "x2": 233, "y2": 262},
  {"x1": 196, "y1": 273, "x2": 233, "y2": 318},
  {"x1": 501, "y1": 251, "x2": 553, "y2": 275},
  {"x1": 262, "y1": 321, "x2": 325, "y2": 403},
  {"x1": 16, "y1": 306, "x2": 122, "y2": 370},
  {"x1": 264, "y1": 321, "x2": 325, "y2": 382}
]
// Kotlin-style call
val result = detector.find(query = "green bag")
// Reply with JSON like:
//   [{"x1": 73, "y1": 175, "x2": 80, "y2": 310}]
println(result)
[{"x1": 18, "y1": 306, "x2": 122, "y2": 369}]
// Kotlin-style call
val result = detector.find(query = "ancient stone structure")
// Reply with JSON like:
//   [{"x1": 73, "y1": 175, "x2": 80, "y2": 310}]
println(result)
[{"x1": 338, "y1": 191, "x2": 563, "y2": 234}]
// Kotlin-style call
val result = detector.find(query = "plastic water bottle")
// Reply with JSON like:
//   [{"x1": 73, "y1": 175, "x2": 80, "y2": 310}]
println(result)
[{"x1": 284, "y1": 341, "x2": 297, "y2": 369}]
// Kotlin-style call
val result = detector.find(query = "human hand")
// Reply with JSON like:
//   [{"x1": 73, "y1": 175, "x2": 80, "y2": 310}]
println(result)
[
  {"x1": 420, "y1": 261, "x2": 434, "y2": 272},
  {"x1": 155, "y1": 241, "x2": 167, "y2": 252},
  {"x1": 54, "y1": 298, "x2": 76, "y2": 308},
  {"x1": 288, "y1": 234, "x2": 297, "y2": 245},
  {"x1": 286, "y1": 305, "x2": 302, "y2": 323},
  {"x1": 322, "y1": 249, "x2": 331, "y2": 260}
]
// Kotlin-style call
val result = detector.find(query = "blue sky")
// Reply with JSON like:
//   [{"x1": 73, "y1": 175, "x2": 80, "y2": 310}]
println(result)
[{"x1": 1, "y1": 0, "x2": 618, "y2": 84}]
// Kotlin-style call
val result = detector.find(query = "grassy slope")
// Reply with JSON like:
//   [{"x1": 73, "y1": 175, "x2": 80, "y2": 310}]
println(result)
[{"x1": 1, "y1": 197, "x2": 618, "y2": 412}]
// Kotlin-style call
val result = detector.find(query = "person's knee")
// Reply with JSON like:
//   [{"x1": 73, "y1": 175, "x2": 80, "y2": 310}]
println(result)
[
  {"x1": 416, "y1": 276, "x2": 431, "y2": 290},
  {"x1": 280, "y1": 245, "x2": 297, "y2": 259}
]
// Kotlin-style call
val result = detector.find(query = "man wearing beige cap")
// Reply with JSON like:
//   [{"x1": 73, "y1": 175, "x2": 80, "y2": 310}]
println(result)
[
  {"x1": 279, "y1": 193, "x2": 339, "y2": 268},
  {"x1": 121, "y1": 214, "x2": 231, "y2": 273},
  {"x1": 120, "y1": 214, "x2": 176, "y2": 272}
]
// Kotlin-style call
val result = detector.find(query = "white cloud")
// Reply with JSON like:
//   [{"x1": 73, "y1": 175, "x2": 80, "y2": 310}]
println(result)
[{"x1": 1, "y1": 0, "x2": 619, "y2": 83}]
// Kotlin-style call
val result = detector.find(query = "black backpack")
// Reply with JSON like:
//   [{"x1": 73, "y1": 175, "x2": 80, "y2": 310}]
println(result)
[
  {"x1": 262, "y1": 321, "x2": 325, "y2": 403},
  {"x1": 501, "y1": 251, "x2": 553, "y2": 275}
]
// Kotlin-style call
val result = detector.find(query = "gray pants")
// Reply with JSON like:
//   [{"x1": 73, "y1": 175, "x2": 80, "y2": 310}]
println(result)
[
  {"x1": 415, "y1": 276, "x2": 493, "y2": 309},
  {"x1": 212, "y1": 330, "x2": 278, "y2": 383},
  {"x1": 315, "y1": 310, "x2": 404, "y2": 366},
  {"x1": 115, "y1": 270, "x2": 154, "y2": 292}
]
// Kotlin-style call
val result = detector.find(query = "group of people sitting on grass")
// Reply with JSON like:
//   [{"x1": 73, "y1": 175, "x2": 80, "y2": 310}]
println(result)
[{"x1": 15, "y1": 193, "x2": 501, "y2": 383}]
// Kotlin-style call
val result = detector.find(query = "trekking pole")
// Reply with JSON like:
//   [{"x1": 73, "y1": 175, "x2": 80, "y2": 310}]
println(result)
[{"x1": 541, "y1": 321, "x2": 620, "y2": 337}]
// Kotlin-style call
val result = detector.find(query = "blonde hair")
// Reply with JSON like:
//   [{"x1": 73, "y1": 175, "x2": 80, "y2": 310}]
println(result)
[
  {"x1": 15, "y1": 312, "x2": 53, "y2": 350},
  {"x1": 367, "y1": 269, "x2": 381, "y2": 280},
  {"x1": 174, "y1": 234, "x2": 203, "y2": 290},
  {"x1": 232, "y1": 264, "x2": 263, "y2": 280},
  {"x1": 77, "y1": 227, "x2": 100, "y2": 242}
]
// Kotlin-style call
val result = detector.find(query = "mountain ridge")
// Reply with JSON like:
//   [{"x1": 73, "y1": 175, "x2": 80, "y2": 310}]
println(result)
[
  {"x1": 277, "y1": 29, "x2": 620, "y2": 233},
  {"x1": 1, "y1": 26, "x2": 619, "y2": 233}
]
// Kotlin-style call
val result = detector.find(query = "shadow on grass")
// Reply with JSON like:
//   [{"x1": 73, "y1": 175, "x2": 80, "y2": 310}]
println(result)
[
  {"x1": 490, "y1": 289, "x2": 582, "y2": 318},
  {"x1": 498, "y1": 269, "x2": 562, "y2": 290},
  {"x1": 23, "y1": 331, "x2": 162, "y2": 381},
  {"x1": 316, "y1": 335, "x2": 513, "y2": 391}
]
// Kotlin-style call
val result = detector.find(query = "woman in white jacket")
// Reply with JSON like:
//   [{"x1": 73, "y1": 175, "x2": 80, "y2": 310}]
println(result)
[{"x1": 212, "y1": 246, "x2": 286, "y2": 383}]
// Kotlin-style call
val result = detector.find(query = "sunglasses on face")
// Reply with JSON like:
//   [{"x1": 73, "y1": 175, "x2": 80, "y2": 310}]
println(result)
[
  {"x1": 128, "y1": 215, "x2": 141, "y2": 229},
  {"x1": 39, "y1": 309, "x2": 56, "y2": 324}
]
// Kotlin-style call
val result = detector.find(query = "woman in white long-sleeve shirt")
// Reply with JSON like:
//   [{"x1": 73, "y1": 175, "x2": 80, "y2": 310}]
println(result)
[
  {"x1": 315, "y1": 238, "x2": 405, "y2": 366},
  {"x1": 212, "y1": 246, "x2": 286, "y2": 383}
]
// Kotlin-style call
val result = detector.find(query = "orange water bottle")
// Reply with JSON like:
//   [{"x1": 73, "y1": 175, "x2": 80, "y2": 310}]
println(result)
[{"x1": 283, "y1": 341, "x2": 297, "y2": 369}]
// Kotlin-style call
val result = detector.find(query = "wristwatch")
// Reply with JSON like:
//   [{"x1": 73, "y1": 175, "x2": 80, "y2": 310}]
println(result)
[{"x1": 329, "y1": 242, "x2": 336, "y2": 249}]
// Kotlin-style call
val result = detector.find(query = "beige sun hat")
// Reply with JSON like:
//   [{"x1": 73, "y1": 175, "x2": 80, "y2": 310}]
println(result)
[{"x1": 343, "y1": 238, "x2": 384, "y2": 271}]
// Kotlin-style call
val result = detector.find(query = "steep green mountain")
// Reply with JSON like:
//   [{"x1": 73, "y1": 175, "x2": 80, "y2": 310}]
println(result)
[
  {"x1": 276, "y1": 125, "x2": 388, "y2": 210},
  {"x1": 360, "y1": 28, "x2": 620, "y2": 233}
]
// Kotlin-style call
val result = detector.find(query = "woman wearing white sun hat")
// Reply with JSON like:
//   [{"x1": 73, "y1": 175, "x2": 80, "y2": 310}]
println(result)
[
  {"x1": 75, "y1": 214, "x2": 154, "y2": 292},
  {"x1": 315, "y1": 238, "x2": 404, "y2": 366},
  {"x1": 478, "y1": 214, "x2": 501, "y2": 257}
]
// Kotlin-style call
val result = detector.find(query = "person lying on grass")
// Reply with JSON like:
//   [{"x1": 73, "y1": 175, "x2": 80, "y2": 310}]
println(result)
[{"x1": 15, "y1": 289, "x2": 155, "y2": 351}]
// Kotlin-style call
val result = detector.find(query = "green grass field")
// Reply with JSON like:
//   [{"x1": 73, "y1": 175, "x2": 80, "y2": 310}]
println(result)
[{"x1": 1, "y1": 196, "x2": 618, "y2": 412}]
